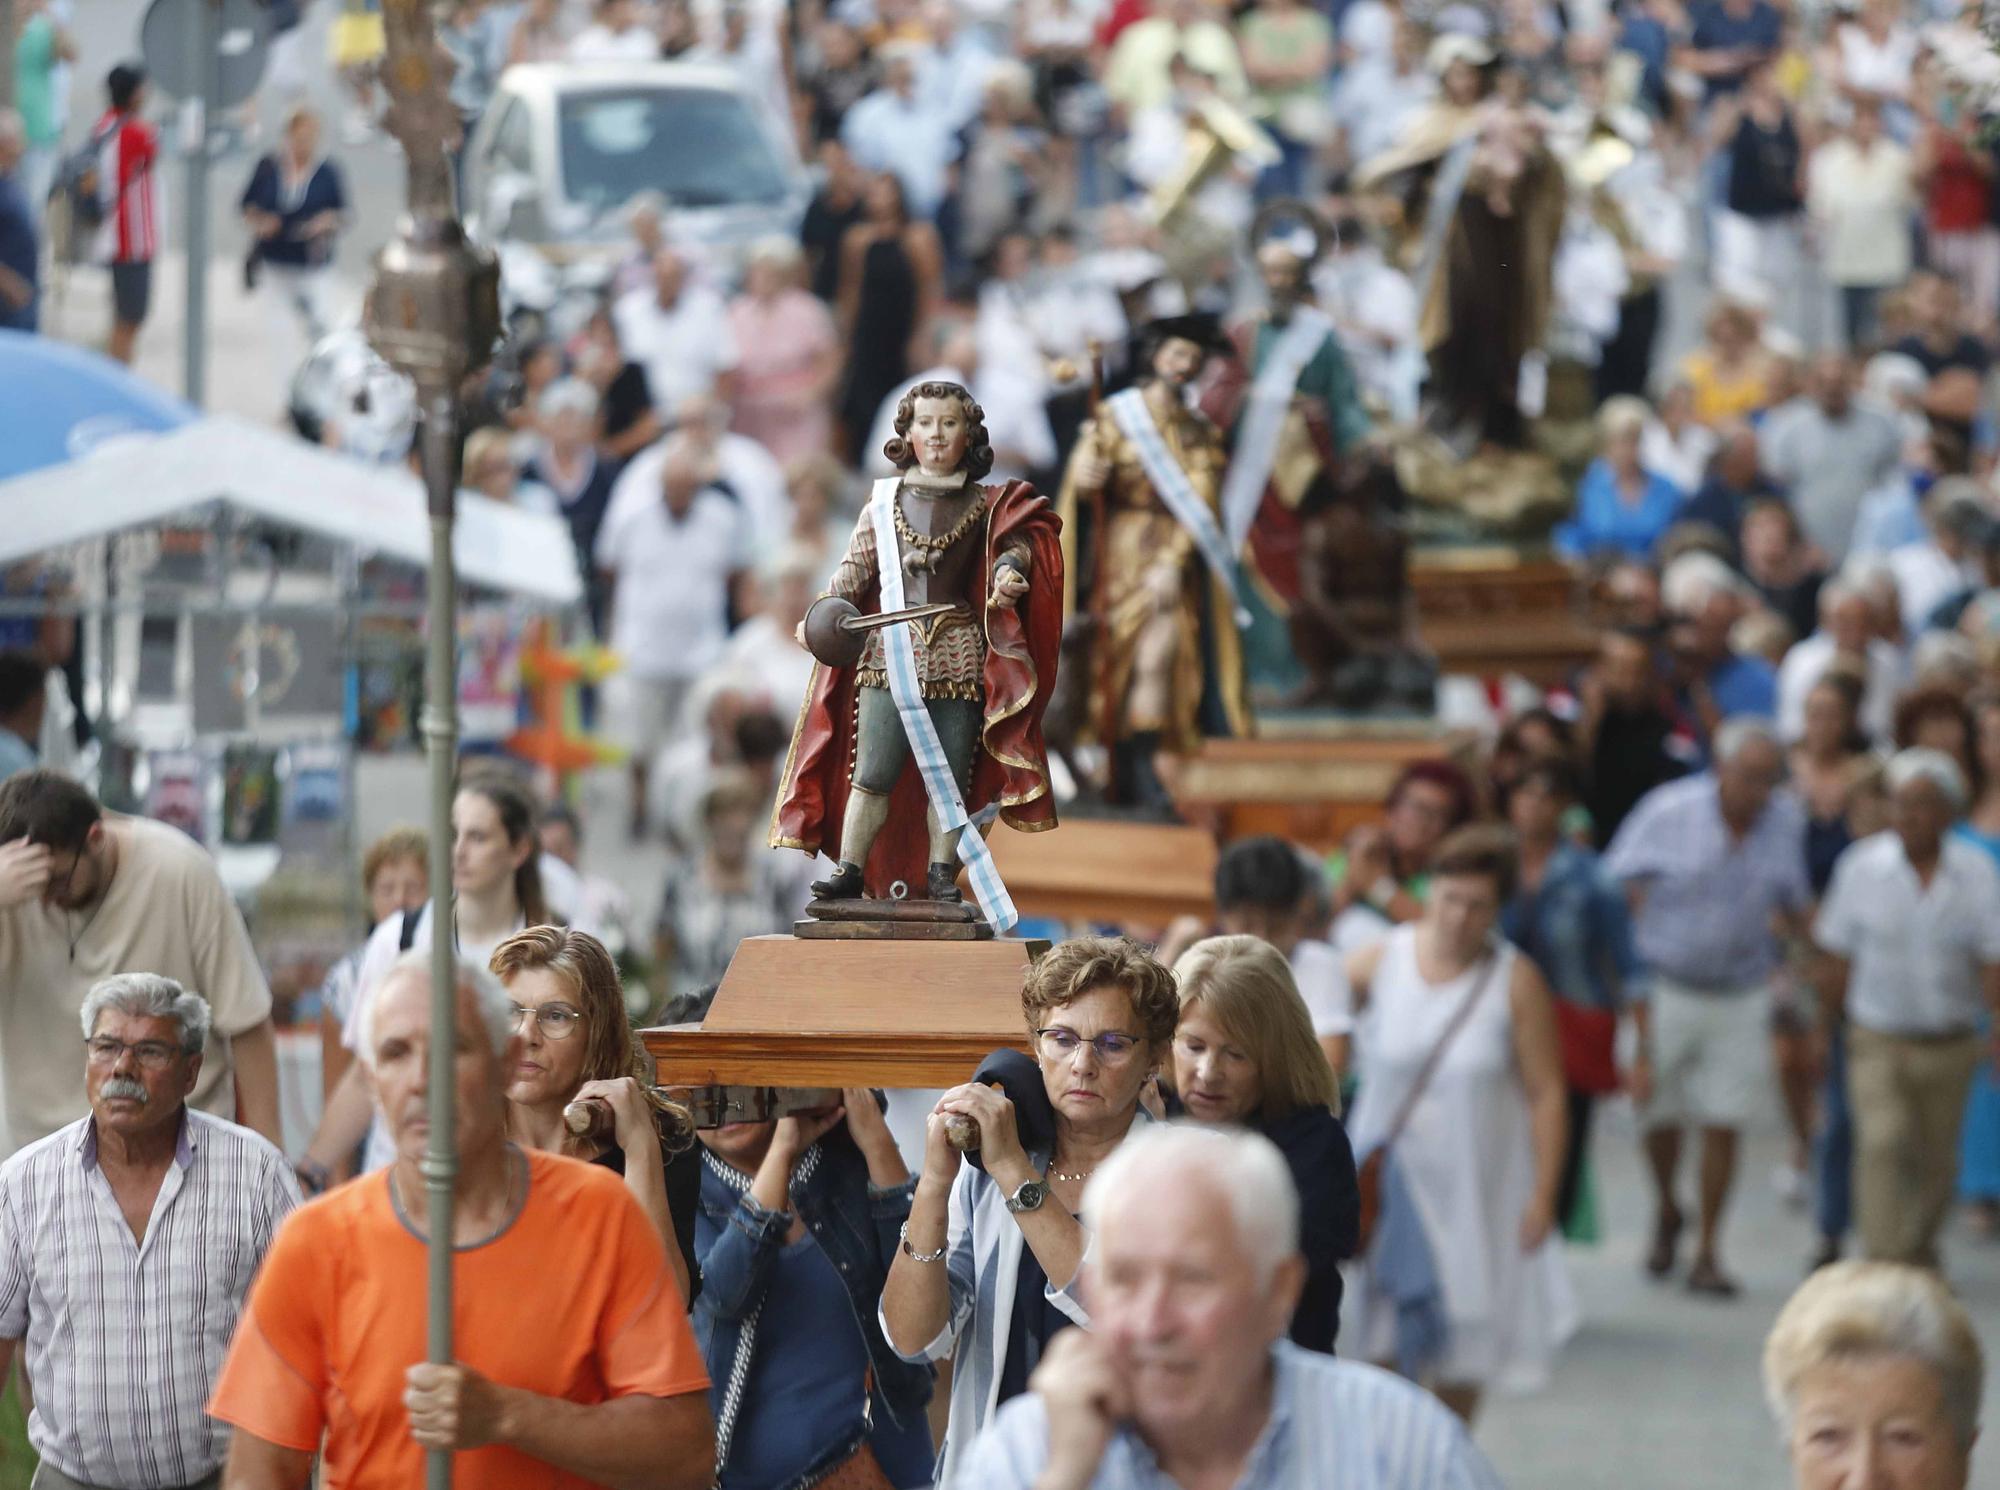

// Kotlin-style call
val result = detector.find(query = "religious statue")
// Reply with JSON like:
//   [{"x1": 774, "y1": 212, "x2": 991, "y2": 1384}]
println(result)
[
  {"x1": 771, "y1": 382, "x2": 1062, "y2": 924},
  {"x1": 1059, "y1": 316, "x2": 1251, "y2": 811},
  {"x1": 1203, "y1": 231, "x2": 1436, "y2": 714},
  {"x1": 1355, "y1": 35, "x2": 1565, "y2": 455}
]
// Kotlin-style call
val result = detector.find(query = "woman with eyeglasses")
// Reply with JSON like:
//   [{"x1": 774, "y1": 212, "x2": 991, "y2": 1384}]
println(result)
[
  {"x1": 493, "y1": 924, "x2": 699, "y2": 1305},
  {"x1": 880, "y1": 936, "x2": 1178, "y2": 1488},
  {"x1": 1166, "y1": 934, "x2": 1359, "y2": 1354}
]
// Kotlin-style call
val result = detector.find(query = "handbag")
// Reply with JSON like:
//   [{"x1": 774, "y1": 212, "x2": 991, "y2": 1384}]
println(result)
[
  {"x1": 1354, "y1": 946, "x2": 1505, "y2": 1253},
  {"x1": 1552, "y1": 997, "x2": 1621, "y2": 1096}
]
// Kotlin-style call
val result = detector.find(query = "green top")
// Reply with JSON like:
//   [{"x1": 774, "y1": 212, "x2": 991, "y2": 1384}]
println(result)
[
  {"x1": 15, "y1": 16, "x2": 60, "y2": 147},
  {"x1": 1254, "y1": 316, "x2": 1372, "y2": 455},
  {"x1": 1237, "y1": 9, "x2": 1334, "y2": 123}
]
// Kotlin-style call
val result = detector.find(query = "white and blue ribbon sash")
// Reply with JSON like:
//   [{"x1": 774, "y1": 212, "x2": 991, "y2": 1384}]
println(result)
[
  {"x1": 867, "y1": 478, "x2": 1018, "y2": 933},
  {"x1": 1218, "y1": 307, "x2": 1334, "y2": 552},
  {"x1": 1105, "y1": 387, "x2": 1252, "y2": 627}
]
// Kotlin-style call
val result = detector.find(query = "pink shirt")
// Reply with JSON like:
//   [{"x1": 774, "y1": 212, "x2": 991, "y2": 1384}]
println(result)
[{"x1": 728, "y1": 289, "x2": 837, "y2": 465}]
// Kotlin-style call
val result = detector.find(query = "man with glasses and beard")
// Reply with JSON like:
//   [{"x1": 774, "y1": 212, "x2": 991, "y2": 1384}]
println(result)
[
  {"x1": 0, "y1": 975, "x2": 299, "y2": 1490},
  {"x1": 0, "y1": 771, "x2": 282, "y2": 1154}
]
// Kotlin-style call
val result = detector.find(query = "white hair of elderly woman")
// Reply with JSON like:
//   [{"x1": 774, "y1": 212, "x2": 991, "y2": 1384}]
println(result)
[
  {"x1": 1661, "y1": 550, "x2": 1748, "y2": 618},
  {"x1": 1886, "y1": 747, "x2": 1970, "y2": 814},
  {"x1": 537, "y1": 376, "x2": 601, "y2": 422},
  {"x1": 1763, "y1": 1260, "x2": 1984, "y2": 1450},
  {"x1": 354, "y1": 951, "x2": 513, "y2": 1067},
  {"x1": 1712, "y1": 715, "x2": 1782, "y2": 768},
  {"x1": 79, "y1": 974, "x2": 212, "y2": 1055},
  {"x1": 1081, "y1": 1124, "x2": 1299, "y2": 1287}
]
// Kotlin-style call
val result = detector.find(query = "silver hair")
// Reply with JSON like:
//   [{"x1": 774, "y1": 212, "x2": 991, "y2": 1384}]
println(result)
[
  {"x1": 80, "y1": 974, "x2": 212, "y2": 1055},
  {"x1": 1911, "y1": 629, "x2": 1979, "y2": 689},
  {"x1": 1764, "y1": 1261, "x2": 1984, "y2": 1451},
  {"x1": 745, "y1": 234, "x2": 803, "y2": 274},
  {"x1": 1712, "y1": 715, "x2": 1782, "y2": 768},
  {"x1": 1886, "y1": 747, "x2": 1969, "y2": 813},
  {"x1": 537, "y1": 377, "x2": 599, "y2": 422},
  {"x1": 355, "y1": 950, "x2": 514, "y2": 1067},
  {"x1": 1081, "y1": 1124, "x2": 1299, "y2": 1287},
  {"x1": 1662, "y1": 551, "x2": 1745, "y2": 616}
]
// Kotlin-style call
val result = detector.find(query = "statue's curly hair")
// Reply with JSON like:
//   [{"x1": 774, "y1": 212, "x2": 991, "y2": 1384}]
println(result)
[{"x1": 883, "y1": 380, "x2": 995, "y2": 481}]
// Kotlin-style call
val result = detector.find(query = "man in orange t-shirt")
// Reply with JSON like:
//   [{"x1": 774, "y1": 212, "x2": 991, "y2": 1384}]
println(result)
[{"x1": 208, "y1": 951, "x2": 715, "y2": 1489}]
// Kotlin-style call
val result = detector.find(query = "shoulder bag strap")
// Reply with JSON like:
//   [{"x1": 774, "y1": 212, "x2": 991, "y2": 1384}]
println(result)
[{"x1": 1376, "y1": 940, "x2": 1505, "y2": 1153}]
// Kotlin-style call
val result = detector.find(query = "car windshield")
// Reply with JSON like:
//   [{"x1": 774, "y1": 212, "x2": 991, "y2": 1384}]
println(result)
[{"x1": 558, "y1": 87, "x2": 792, "y2": 216}]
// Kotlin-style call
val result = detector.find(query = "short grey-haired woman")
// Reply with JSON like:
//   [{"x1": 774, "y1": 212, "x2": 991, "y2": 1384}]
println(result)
[{"x1": 1764, "y1": 1261, "x2": 1984, "y2": 1490}]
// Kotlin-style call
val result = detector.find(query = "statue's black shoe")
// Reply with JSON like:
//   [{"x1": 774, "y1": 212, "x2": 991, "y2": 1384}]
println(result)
[
  {"x1": 927, "y1": 862, "x2": 964, "y2": 903},
  {"x1": 811, "y1": 861, "x2": 866, "y2": 899}
]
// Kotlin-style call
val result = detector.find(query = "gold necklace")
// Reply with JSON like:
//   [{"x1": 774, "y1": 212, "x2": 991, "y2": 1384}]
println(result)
[
  {"x1": 1047, "y1": 1161, "x2": 1093, "y2": 1183},
  {"x1": 893, "y1": 487, "x2": 987, "y2": 558}
]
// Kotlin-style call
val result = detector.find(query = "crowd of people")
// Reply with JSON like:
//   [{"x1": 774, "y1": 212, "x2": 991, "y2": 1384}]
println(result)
[{"x1": 2, "y1": 0, "x2": 2000, "y2": 1483}]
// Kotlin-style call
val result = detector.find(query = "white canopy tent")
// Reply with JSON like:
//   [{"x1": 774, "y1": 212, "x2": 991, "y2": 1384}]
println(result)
[{"x1": 0, "y1": 414, "x2": 582, "y2": 605}]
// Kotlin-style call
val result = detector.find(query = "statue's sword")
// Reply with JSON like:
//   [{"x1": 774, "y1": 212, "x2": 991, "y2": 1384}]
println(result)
[{"x1": 840, "y1": 601, "x2": 958, "y2": 633}]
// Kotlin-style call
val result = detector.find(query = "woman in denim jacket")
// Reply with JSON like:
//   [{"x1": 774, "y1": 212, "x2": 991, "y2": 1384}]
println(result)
[{"x1": 695, "y1": 1090, "x2": 936, "y2": 1490}]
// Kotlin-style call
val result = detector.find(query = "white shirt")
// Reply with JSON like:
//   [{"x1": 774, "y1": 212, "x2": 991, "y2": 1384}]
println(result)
[
  {"x1": 611, "y1": 284, "x2": 740, "y2": 418},
  {"x1": 1291, "y1": 937, "x2": 1354, "y2": 1038},
  {"x1": 709, "y1": 611, "x2": 814, "y2": 718},
  {"x1": 1807, "y1": 138, "x2": 1915, "y2": 288},
  {"x1": 1816, "y1": 831, "x2": 2000, "y2": 1035},
  {"x1": 1641, "y1": 420, "x2": 1718, "y2": 495},
  {"x1": 1775, "y1": 631, "x2": 1905, "y2": 743},
  {"x1": 840, "y1": 87, "x2": 959, "y2": 220},
  {"x1": 601, "y1": 435, "x2": 786, "y2": 560},
  {"x1": 569, "y1": 23, "x2": 660, "y2": 61},
  {"x1": 595, "y1": 487, "x2": 750, "y2": 680},
  {"x1": 1886, "y1": 540, "x2": 1978, "y2": 637}
]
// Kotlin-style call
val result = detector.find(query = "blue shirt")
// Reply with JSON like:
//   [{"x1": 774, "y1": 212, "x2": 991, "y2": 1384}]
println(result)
[
  {"x1": 1502, "y1": 843, "x2": 1642, "y2": 1013},
  {"x1": 1604, "y1": 773, "x2": 1811, "y2": 989},
  {"x1": 1705, "y1": 652, "x2": 1777, "y2": 722},
  {"x1": 960, "y1": 1341, "x2": 1503, "y2": 1490},
  {"x1": 1555, "y1": 460, "x2": 1684, "y2": 562},
  {"x1": 239, "y1": 155, "x2": 346, "y2": 269},
  {"x1": 1688, "y1": 1, "x2": 1782, "y2": 99},
  {"x1": 0, "y1": 727, "x2": 36, "y2": 783},
  {"x1": 0, "y1": 173, "x2": 37, "y2": 333}
]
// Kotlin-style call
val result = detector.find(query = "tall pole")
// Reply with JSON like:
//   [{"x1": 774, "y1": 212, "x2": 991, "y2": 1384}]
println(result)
[
  {"x1": 364, "y1": 4, "x2": 499, "y2": 1488},
  {"x1": 180, "y1": 0, "x2": 216, "y2": 405}
]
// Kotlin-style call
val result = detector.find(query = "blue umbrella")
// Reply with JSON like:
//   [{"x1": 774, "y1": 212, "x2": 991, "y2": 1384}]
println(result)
[{"x1": 0, "y1": 330, "x2": 197, "y2": 482}]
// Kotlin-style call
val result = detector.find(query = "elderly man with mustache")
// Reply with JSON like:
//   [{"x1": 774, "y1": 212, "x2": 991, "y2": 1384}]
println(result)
[{"x1": 0, "y1": 974, "x2": 300, "y2": 1490}]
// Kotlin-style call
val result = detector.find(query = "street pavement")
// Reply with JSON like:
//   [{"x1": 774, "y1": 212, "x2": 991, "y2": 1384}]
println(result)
[{"x1": 41, "y1": 6, "x2": 2000, "y2": 1486}]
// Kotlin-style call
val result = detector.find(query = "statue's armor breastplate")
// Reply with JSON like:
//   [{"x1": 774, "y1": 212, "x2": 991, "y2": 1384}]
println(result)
[{"x1": 894, "y1": 486, "x2": 987, "y2": 610}]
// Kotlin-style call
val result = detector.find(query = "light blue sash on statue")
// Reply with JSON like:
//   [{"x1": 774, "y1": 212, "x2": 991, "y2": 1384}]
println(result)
[
  {"x1": 867, "y1": 478, "x2": 1017, "y2": 932},
  {"x1": 1105, "y1": 387, "x2": 1252, "y2": 627}
]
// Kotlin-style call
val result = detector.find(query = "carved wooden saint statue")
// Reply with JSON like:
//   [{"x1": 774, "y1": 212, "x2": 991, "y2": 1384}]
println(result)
[{"x1": 772, "y1": 382, "x2": 1062, "y2": 930}]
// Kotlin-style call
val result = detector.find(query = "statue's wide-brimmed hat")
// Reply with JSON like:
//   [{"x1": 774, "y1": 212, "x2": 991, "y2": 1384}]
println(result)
[{"x1": 1137, "y1": 313, "x2": 1231, "y2": 355}]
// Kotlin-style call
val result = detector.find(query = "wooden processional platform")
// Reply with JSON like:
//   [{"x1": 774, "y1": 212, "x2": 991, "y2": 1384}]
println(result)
[{"x1": 643, "y1": 933, "x2": 1046, "y2": 1090}]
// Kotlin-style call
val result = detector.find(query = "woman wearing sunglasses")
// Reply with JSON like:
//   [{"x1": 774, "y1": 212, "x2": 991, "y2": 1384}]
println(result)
[
  {"x1": 880, "y1": 936, "x2": 1178, "y2": 1489},
  {"x1": 494, "y1": 924, "x2": 699, "y2": 1304}
]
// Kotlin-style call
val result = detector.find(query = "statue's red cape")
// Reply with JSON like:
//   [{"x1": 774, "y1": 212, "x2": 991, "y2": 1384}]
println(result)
[{"x1": 770, "y1": 479, "x2": 1063, "y2": 895}]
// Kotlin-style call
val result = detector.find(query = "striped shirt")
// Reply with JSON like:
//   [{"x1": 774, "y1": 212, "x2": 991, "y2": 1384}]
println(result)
[
  {"x1": 0, "y1": 1108, "x2": 299, "y2": 1487},
  {"x1": 93, "y1": 109, "x2": 159, "y2": 263},
  {"x1": 1603, "y1": 772, "x2": 1811, "y2": 990},
  {"x1": 960, "y1": 1341, "x2": 1504, "y2": 1489}
]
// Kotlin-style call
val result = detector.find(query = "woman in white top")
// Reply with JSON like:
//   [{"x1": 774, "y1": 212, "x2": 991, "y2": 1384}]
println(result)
[
  {"x1": 296, "y1": 767, "x2": 553, "y2": 1187},
  {"x1": 1343, "y1": 825, "x2": 1575, "y2": 1423}
]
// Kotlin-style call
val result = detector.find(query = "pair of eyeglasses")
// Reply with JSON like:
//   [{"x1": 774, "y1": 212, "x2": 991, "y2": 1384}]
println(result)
[
  {"x1": 1035, "y1": 1027, "x2": 1143, "y2": 1065},
  {"x1": 509, "y1": 1003, "x2": 584, "y2": 1041},
  {"x1": 85, "y1": 1037, "x2": 179, "y2": 1069}
]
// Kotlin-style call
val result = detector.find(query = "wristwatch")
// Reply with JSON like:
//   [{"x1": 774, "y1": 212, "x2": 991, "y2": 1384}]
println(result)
[{"x1": 1004, "y1": 1178, "x2": 1049, "y2": 1214}]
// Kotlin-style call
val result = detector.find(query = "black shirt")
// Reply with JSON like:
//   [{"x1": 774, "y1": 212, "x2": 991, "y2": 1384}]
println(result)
[
  {"x1": 800, "y1": 191, "x2": 865, "y2": 306},
  {"x1": 600, "y1": 362, "x2": 655, "y2": 445},
  {"x1": 1727, "y1": 111, "x2": 1802, "y2": 219},
  {"x1": 1259, "y1": 1105, "x2": 1361, "y2": 1356},
  {"x1": 997, "y1": 1243, "x2": 1074, "y2": 1406},
  {"x1": 1588, "y1": 704, "x2": 1689, "y2": 849},
  {"x1": 1892, "y1": 332, "x2": 1992, "y2": 380},
  {"x1": 591, "y1": 1139, "x2": 703, "y2": 1305}
]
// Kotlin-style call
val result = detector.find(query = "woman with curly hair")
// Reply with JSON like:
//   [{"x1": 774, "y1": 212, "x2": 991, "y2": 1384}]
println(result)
[
  {"x1": 495, "y1": 924, "x2": 700, "y2": 1303},
  {"x1": 880, "y1": 936, "x2": 1178, "y2": 1486}
]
